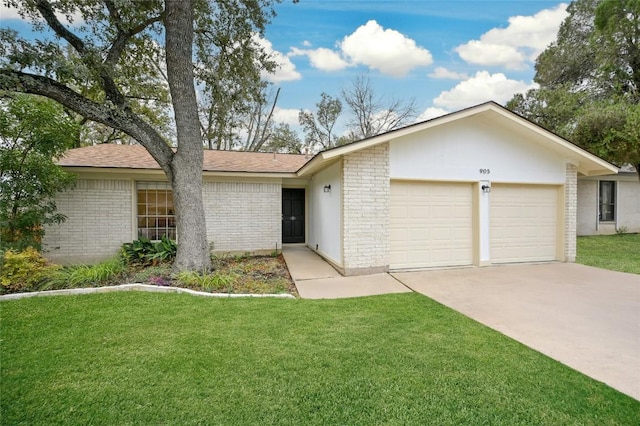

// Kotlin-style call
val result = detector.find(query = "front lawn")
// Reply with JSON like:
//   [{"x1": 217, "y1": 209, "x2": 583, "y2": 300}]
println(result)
[
  {"x1": 577, "y1": 233, "x2": 640, "y2": 274},
  {"x1": 1, "y1": 293, "x2": 637, "y2": 425}
]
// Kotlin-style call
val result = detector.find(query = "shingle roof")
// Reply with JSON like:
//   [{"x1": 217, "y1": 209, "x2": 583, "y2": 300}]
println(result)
[{"x1": 57, "y1": 144, "x2": 310, "y2": 173}]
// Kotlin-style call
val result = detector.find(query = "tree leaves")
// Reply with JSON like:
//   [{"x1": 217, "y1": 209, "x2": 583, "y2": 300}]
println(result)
[
  {"x1": 508, "y1": 0, "x2": 640, "y2": 174},
  {"x1": 0, "y1": 94, "x2": 78, "y2": 250},
  {"x1": 298, "y1": 92, "x2": 342, "y2": 152}
]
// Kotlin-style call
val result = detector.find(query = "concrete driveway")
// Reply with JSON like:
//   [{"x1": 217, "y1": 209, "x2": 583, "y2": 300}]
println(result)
[{"x1": 392, "y1": 263, "x2": 640, "y2": 401}]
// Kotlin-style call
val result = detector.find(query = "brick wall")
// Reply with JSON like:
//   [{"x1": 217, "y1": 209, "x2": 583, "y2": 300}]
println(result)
[
  {"x1": 342, "y1": 143, "x2": 390, "y2": 274},
  {"x1": 203, "y1": 181, "x2": 281, "y2": 253},
  {"x1": 576, "y1": 179, "x2": 597, "y2": 235},
  {"x1": 564, "y1": 163, "x2": 578, "y2": 262},
  {"x1": 44, "y1": 179, "x2": 133, "y2": 264}
]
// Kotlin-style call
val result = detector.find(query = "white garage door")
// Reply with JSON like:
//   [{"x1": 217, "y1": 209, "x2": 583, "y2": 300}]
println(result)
[
  {"x1": 391, "y1": 181, "x2": 473, "y2": 269},
  {"x1": 490, "y1": 184, "x2": 559, "y2": 263}
]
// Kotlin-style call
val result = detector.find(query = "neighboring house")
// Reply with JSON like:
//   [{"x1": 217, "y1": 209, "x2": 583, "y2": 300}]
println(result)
[
  {"x1": 577, "y1": 166, "x2": 640, "y2": 235},
  {"x1": 46, "y1": 102, "x2": 620, "y2": 275}
]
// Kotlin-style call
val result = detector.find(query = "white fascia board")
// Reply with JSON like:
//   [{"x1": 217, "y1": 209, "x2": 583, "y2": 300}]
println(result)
[{"x1": 62, "y1": 166, "x2": 300, "y2": 179}]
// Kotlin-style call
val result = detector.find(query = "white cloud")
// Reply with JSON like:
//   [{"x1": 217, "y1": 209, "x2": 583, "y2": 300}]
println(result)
[
  {"x1": 288, "y1": 21, "x2": 432, "y2": 77},
  {"x1": 289, "y1": 47, "x2": 349, "y2": 72},
  {"x1": 255, "y1": 37, "x2": 301, "y2": 83},
  {"x1": 433, "y1": 71, "x2": 536, "y2": 110},
  {"x1": 272, "y1": 107, "x2": 300, "y2": 126},
  {"x1": 456, "y1": 41, "x2": 527, "y2": 70},
  {"x1": 417, "y1": 107, "x2": 450, "y2": 122},
  {"x1": 339, "y1": 20, "x2": 433, "y2": 77},
  {"x1": 428, "y1": 67, "x2": 468, "y2": 80},
  {"x1": 0, "y1": 3, "x2": 22, "y2": 20},
  {"x1": 302, "y1": 40, "x2": 312, "y2": 47},
  {"x1": 0, "y1": 3, "x2": 83, "y2": 25},
  {"x1": 455, "y1": 3, "x2": 568, "y2": 69}
]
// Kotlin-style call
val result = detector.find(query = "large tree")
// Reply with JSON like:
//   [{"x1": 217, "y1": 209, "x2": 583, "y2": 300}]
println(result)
[
  {"x1": 0, "y1": 94, "x2": 78, "y2": 251},
  {"x1": 0, "y1": 0, "x2": 280, "y2": 271},
  {"x1": 298, "y1": 92, "x2": 342, "y2": 152},
  {"x1": 507, "y1": 0, "x2": 640, "y2": 174},
  {"x1": 261, "y1": 122, "x2": 303, "y2": 153},
  {"x1": 197, "y1": 26, "x2": 278, "y2": 151},
  {"x1": 341, "y1": 74, "x2": 418, "y2": 140}
]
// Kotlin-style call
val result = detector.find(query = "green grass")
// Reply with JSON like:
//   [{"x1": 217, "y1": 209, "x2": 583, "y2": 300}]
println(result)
[
  {"x1": 577, "y1": 233, "x2": 640, "y2": 274},
  {"x1": 1, "y1": 293, "x2": 638, "y2": 425}
]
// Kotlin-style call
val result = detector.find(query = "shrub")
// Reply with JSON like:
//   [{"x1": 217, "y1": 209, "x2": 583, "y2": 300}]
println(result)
[
  {"x1": 121, "y1": 236, "x2": 177, "y2": 266},
  {"x1": 47, "y1": 257, "x2": 127, "y2": 289},
  {"x1": 121, "y1": 238, "x2": 155, "y2": 265},
  {"x1": 68, "y1": 257, "x2": 126, "y2": 287},
  {"x1": 0, "y1": 247, "x2": 60, "y2": 292},
  {"x1": 147, "y1": 236, "x2": 177, "y2": 264}
]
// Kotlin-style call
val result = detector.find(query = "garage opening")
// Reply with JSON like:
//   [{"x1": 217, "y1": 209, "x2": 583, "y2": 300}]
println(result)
[
  {"x1": 390, "y1": 181, "x2": 473, "y2": 269},
  {"x1": 490, "y1": 184, "x2": 559, "y2": 263}
]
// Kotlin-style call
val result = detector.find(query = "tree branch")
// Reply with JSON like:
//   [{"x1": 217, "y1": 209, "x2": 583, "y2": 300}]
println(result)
[
  {"x1": 33, "y1": 0, "x2": 128, "y2": 107},
  {"x1": 0, "y1": 70, "x2": 174, "y2": 169},
  {"x1": 105, "y1": 12, "x2": 165, "y2": 67},
  {"x1": 33, "y1": 0, "x2": 86, "y2": 55}
]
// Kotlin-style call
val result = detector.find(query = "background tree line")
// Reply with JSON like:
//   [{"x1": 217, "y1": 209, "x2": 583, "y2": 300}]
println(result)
[{"x1": 507, "y1": 0, "x2": 639, "y2": 175}]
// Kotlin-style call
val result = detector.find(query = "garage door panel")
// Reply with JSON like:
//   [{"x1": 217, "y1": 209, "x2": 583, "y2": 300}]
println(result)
[
  {"x1": 391, "y1": 181, "x2": 473, "y2": 269},
  {"x1": 490, "y1": 185, "x2": 558, "y2": 264},
  {"x1": 411, "y1": 206, "x2": 431, "y2": 217}
]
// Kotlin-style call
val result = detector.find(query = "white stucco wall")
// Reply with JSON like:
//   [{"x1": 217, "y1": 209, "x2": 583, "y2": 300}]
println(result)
[
  {"x1": 203, "y1": 179, "x2": 282, "y2": 253},
  {"x1": 390, "y1": 120, "x2": 566, "y2": 183},
  {"x1": 307, "y1": 161, "x2": 342, "y2": 266},
  {"x1": 44, "y1": 179, "x2": 134, "y2": 264},
  {"x1": 577, "y1": 174, "x2": 640, "y2": 235}
]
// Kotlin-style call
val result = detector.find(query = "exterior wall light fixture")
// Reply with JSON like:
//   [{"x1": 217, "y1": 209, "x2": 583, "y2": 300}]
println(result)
[
  {"x1": 324, "y1": 184, "x2": 331, "y2": 193},
  {"x1": 481, "y1": 184, "x2": 491, "y2": 193}
]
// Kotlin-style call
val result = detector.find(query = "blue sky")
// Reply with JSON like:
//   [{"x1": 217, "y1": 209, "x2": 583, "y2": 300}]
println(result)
[
  {"x1": 260, "y1": 0, "x2": 568, "y2": 128},
  {"x1": 0, "y1": 1, "x2": 568, "y2": 133}
]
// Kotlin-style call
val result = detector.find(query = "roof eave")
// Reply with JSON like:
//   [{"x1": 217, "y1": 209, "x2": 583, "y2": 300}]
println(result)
[
  {"x1": 61, "y1": 165, "x2": 302, "y2": 178},
  {"x1": 487, "y1": 107, "x2": 619, "y2": 176},
  {"x1": 298, "y1": 102, "x2": 618, "y2": 178}
]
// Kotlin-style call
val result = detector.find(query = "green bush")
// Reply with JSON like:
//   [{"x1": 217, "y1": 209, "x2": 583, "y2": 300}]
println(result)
[
  {"x1": 121, "y1": 236, "x2": 177, "y2": 266},
  {"x1": 147, "y1": 236, "x2": 178, "y2": 263},
  {"x1": 0, "y1": 247, "x2": 60, "y2": 292},
  {"x1": 51, "y1": 257, "x2": 127, "y2": 288}
]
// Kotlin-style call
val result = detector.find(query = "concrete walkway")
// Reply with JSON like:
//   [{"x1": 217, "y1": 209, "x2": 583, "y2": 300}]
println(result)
[{"x1": 282, "y1": 245, "x2": 410, "y2": 299}]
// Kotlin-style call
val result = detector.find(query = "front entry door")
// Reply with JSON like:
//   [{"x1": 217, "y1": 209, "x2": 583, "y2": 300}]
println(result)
[{"x1": 282, "y1": 188, "x2": 305, "y2": 243}]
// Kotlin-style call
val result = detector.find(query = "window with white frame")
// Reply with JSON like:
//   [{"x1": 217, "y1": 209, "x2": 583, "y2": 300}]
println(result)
[
  {"x1": 599, "y1": 181, "x2": 615, "y2": 222},
  {"x1": 137, "y1": 182, "x2": 176, "y2": 240}
]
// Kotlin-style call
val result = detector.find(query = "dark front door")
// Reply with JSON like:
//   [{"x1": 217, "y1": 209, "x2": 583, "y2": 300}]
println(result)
[{"x1": 282, "y1": 188, "x2": 305, "y2": 243}]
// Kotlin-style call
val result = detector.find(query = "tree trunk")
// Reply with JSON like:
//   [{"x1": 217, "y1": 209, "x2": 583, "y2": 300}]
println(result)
[{"x1": 165, "y1": 0, "x2": 211, "y2": 272}]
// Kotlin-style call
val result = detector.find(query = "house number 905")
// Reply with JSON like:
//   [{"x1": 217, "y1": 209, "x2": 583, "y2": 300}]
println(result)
[{"x1": 479, "y1": 168, "x2": 491, "y2": 174}]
